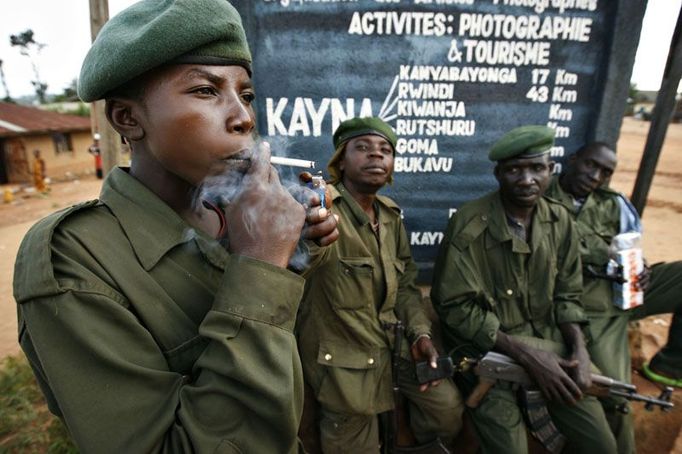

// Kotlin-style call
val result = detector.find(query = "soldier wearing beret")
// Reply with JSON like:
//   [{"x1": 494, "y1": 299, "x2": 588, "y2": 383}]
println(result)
[
  {"x1": 13, "y1": 0, "x2": 337, "y2": 452},
  {"x1": 545, "y1": 141, "x2": 682, "y2": 453},
  {"x1": 296, "y1": 117, "x2": 463, "y2": 453},
  {"x1": 431, "y1": 126, "x2": 617, "y2": 453}
]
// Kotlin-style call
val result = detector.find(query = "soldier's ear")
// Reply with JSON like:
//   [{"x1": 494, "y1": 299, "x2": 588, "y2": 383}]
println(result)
[{"x1": 105, "y1": 98, "x2": 145, "y2": 142}]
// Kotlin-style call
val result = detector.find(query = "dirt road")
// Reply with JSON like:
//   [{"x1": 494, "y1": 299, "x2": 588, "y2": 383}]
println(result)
[{"x1": 0, "y1": 177, "x2": 103, "y2": 358}]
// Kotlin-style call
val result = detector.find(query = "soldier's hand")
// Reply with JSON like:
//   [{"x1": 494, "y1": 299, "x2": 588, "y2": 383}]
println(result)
[
  {"x1": 410, "y1": 336, "x2": 441, "y2": 392},
  {"x1": 301, "y1": 197, "x2": 339, "y2": 247},
  {"x1": 637, "y1": 260, "x2": 651, "y2": 292},
  {"x1": 518, "y1": 348, "x2": 583, "y2": 405},
  {"x1": 286, "y1": 174, "x2": 338, "y2": 247},
  {"x1": 563, "y1": 345, "x2": 592, "y2": 391},
  {"x1": 224, "y1": 142, "x2": 305, "y2": 268}
]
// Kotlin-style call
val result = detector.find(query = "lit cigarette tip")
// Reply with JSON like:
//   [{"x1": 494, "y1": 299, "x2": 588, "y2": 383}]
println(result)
[{"x1": 270, "y1": 156, "x2": 316, "y2": 168}]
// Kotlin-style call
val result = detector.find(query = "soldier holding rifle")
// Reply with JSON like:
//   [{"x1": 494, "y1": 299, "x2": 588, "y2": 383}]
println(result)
[
  {"x1": 431, "y1": 126, "x2": 616, "y2": 453},
  {"x1": 13, "y1": 0, "x2": 337, "y2": 452}
]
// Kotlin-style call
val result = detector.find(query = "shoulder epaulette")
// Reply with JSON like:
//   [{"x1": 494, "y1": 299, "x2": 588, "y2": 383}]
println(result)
[
  {"x1": 376, "y1": 194, "x2": 401, "y2": 214},
  {"x1": 14, "y1": 200, "x2": 101, "y2": 302},
  {"x1": 452, "y1": 212, "x2": 488, "y2": 251}
]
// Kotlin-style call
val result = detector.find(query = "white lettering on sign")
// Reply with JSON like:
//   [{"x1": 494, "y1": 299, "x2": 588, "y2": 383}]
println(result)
[
  {"x1": 490, "y1": 0, "x2": 598, "y2": 14},
  {"x1": 266, "y1": 97, "x2": 373, "y2": 137},
  {"x1": 416, "y1": 0, "x2": 475, "y2": 4},
  {"x1": 459, "y1": 14, "x2": 592, "y2": 42},
  {"x1": 348, "y1": 11, "x2": 451, "y2": 36},
  {"x1": 555, "y1": 69, "x2": 578, "y2": 85},
  {"x1": 396, "y1": 119, "x2": 476, "y2": 136},
  {"x1": 396, "y1": 138, "x2": 440, "y2": 155},
  {"x1": 264, "y1": 0, "x2": 359, "y2": 8},
  {"x1": 552, "y1": 86, "x2": 578, "y2": 102},
  {"x1": 550, "y1": 146, "x2": 565, "y2": 158},
  {"x1": 410, "y1": 231, "x2": 445, "y2": 246},
  {"x1": 547, "y1": 121, "x2": 571, "y2": 138},
  {"x1": 462, "y1": 39, "x2": 551, "y2": 66},
  {"x1": 397, "y1": 101, "x2": 466, "y2": 118},
  {"x1": 399, "y1": 65, "x2": 518, "y2": 84},
  {"x1": 548, "y1": 104, "x2": 573, "y2": 121},
  {"x1": 395, "y1": 157, "x2": 454, "y2": 173},
  {"x1": 398, "y1": 83, "x2": 454, "y2": 99}
]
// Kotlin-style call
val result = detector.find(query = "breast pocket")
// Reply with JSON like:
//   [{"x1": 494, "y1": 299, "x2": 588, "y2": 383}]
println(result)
[
  {"x1": 492, "y1": 287, "x2": 527, "y2": 332},
  {"x1": 333, "y1": 257, "x2": 374, "y2": 310}
]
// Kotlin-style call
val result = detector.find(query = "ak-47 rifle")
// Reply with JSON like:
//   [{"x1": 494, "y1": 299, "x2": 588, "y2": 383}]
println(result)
[
  {"x1": 461, "y1": 351, "x2": 674, "y2": 410},
  {"x1": 457, "y1": 351, "x2": 675, "y2": 453}
]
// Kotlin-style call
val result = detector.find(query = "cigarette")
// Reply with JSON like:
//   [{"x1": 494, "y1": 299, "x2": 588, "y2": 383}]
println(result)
[{"x1": 270, "y1": 156, "x2": 315, "y2": 168}]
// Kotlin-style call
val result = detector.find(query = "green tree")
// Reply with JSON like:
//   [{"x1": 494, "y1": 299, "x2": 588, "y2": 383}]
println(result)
[
  {"x1": 52, "y1": 78, "x2": 79, "y2": 103},
  {"x1": 10, "y1": 29, "x2": 48, "y2": 104}
]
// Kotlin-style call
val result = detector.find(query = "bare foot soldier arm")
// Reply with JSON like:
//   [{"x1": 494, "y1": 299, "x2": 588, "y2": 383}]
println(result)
[
  {"x1": 431, "y1": 126, "x2": 617, "y2": 454},
  {"x1": 13, "y1": 1, "x2": 337, "y2": 452}
]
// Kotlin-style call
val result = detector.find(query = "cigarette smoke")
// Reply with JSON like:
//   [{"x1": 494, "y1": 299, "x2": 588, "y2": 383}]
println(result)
[{"x1": 196, "y1": 136, "x2": 319, "y2": 272}]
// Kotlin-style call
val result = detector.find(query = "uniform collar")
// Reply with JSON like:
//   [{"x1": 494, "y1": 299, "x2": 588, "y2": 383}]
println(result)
[
  {"x1": 333, "y1": 182, "x2": 373, "y2": 227},
  {"x1": 486, "y1": 191, "x2": 557, "y2": 253},
  {"x1": 547, "y1": 175, "x2": 598, "y2": 215},
  {"x1": 99, "y1": 167, "x2": 206, "y2": 271},
  {"x1": 332, "y1": 182, "x2": 399, "y2": 228}
]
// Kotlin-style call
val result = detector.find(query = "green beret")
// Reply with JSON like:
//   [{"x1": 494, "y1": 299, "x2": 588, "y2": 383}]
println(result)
[
  {"x1": 328, "y1": 117, "x2": 397, "y2": 184},
  {"x1": 78, "y1": 0, "x2": 251, "y2": 102},
  {"x1": 489, "y1": 125, "x2": 555, "y2": 162}
]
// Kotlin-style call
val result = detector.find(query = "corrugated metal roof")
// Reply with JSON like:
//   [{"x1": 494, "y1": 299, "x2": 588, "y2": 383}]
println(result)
[{"x1": 0, "y1": 102, "x2": 91, "y2": 138}]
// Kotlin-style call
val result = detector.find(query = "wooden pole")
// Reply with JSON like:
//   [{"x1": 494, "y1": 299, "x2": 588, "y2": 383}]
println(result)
[
  {"x1": 88, "y1": 0, "x2": 121, "y2": 177},
  {"x1": 630, "y1": 6, "x2": 682, "y2": 215}
]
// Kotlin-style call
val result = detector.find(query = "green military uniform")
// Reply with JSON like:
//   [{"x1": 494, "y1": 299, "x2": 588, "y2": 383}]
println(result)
[
  {"x1": 297, "y1": 182, "x2": 463, "y2": 453},
  {"x1": 14, "y1": 168, "x2": 305, "y2": 453},
  {"x1": 546, "y1": 175, "x2": 682, "y2": 453},
  {"x1": 431, "y1": 191, "x2": 616, "y2": 453}
]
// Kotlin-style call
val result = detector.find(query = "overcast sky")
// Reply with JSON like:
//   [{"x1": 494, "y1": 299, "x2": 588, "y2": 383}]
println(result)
[{"x1": 0, "y1": 1, "x2": 679, "y2": 98}]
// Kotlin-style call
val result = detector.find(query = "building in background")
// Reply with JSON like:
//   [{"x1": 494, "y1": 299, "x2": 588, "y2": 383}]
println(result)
[{"x1": 0, "y1": 102, "x2": 92, "y2": 184}]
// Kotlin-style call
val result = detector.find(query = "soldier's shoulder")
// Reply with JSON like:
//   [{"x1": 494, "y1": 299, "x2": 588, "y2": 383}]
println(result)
[
  {"x1": 376, "y1": 194, "x2": 401, "y2": 215},
  {"x1": 14, "y1": 200, "x2": 110, "y2": 302},
  {"x1": 447, "y1": 193, "x2": 496, "y2": 249},
  {"x1": 593, "y1": 186, "x2": 622, "y2": 204},
  {"x1": 540, "y1": 196, "x2": 573, "y2": 225}
]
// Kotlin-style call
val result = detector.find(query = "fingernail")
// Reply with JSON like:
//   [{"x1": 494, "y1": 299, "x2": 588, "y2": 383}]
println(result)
[
  {"x1": 319, "y1": 207, "x2": 328, "y2": 218},
  {"x1": 333, "y1": 214, "x2": 339, "y2": 222}
]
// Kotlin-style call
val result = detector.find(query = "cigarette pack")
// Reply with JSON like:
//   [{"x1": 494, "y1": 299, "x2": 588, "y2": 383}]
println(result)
[{"x1": 607, "y1": 234, "x2": 644, "y2": 310}]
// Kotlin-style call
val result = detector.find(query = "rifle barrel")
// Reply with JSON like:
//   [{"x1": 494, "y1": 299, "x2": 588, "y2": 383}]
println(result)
[
  {"x1": 608, "y1": 389, "x2": 674, "y2": 409},
  {"x1": 591, "y1": 374, "x2": 637, "y2": 392}
]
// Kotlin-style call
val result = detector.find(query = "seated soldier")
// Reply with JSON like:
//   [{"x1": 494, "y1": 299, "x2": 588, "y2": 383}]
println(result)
[
  {"x1": 431, "y1": 126, "x2": 617, "y2": 453},
  {"x1": 297, "y1": 117, "x2": 463, "y2": 453},
  {"x1": 545, "y1": 141, "x2": 682, "y2": 453}
]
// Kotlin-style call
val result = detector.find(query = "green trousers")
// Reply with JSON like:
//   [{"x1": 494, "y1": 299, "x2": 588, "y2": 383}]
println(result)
[
  {"x1": 588, "y1": 261, "x2": 682, "y2": 454},
  {"x1": 318, "y1": 360, "x2": 463, "y2": 454},
  {"x1": 467, "y1": 384, "x2": 616, "y2": 454}
]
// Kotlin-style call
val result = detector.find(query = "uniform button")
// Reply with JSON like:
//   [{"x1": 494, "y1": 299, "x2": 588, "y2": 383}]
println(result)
[
  {"x1": 506, "y1": 289, "x2": 513, "y2": 296},
  {"x1": 481, "y1": 215, "x2": 487, "y2": 221},
  {"x1": 367, "y1": 358, "x2": 375, "y2": 365},
  {"x1": 324, "y1": 353, "x2": 332, "y2": 361}
]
